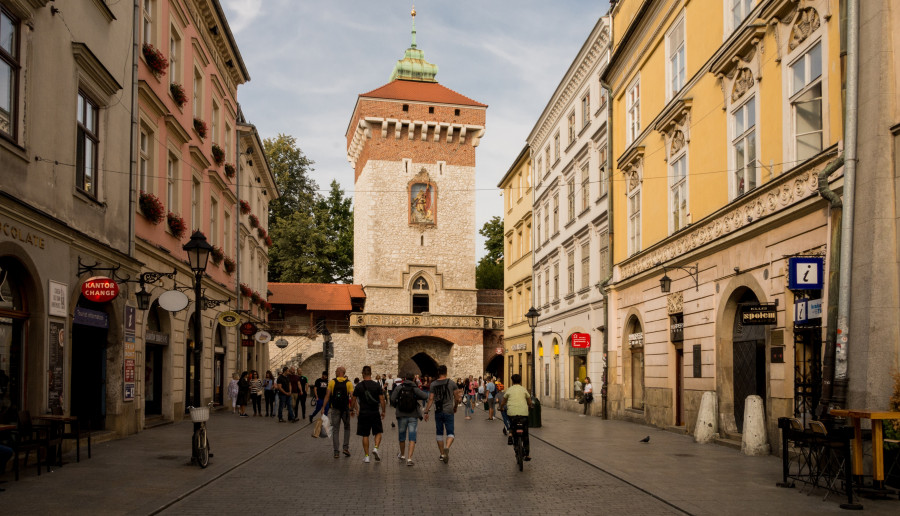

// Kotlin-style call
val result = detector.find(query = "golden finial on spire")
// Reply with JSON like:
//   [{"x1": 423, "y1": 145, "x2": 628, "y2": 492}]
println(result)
[{"x1": 411, "y1": 5, "x2": 416, "y2": 17}]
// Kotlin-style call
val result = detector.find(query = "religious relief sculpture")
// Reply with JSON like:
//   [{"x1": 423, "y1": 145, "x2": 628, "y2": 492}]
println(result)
[
  {"x1": 670, "y1": 131, "x2": 686, "y2": 155},
  {"x1": 731, "y1": 68, "x2": 755, "y2": 102},
  {"x1": 409, "y1": 168, "x2": 436, "y2": 225}
]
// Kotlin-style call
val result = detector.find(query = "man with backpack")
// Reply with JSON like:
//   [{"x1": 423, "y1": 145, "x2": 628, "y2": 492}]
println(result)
[
  {"x1": 322, "y1": 366, "x2": 355, "y2": 458},
  {"x1": 485, "y1": 376, "x2": 497, "y2": 421},
  {"x1": 352, "y1": 366, "x2": 386, "y2": 463},
  {"x1": 423, "y1": 364, "x2": 460, "y2": 464},
  {"x1": 390, "y1": 371, "x2": 428, "y2": 466}
]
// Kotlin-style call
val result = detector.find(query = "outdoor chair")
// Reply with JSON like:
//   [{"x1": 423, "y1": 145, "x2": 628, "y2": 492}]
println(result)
[
  {"x1": 777, "y1": 417, "x2": 814, "y2": 488},
  {"x1": 808, "y1": 420, "x2": 849, "y2": 501},
  {"x1": 13, "y1": 411, "x2": 52, "y2": 480}
]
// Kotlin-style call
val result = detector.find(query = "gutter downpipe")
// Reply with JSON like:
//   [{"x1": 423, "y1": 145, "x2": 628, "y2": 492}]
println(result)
[
  {"x1": 235, "y1": 127, "x2": 242, "y2": 372},
  {"x1": 128, "y1": 0, "x2": 139, "y2": 257},
  {"x1": 818, "y1": 0, "x2": 858, "y2": 414},
  {"x1": 833, "y1": 0, "x2": 859, "y2": 410},
  {"x1": 599, "y1": 78, "x2": 614, "y2": 420}
]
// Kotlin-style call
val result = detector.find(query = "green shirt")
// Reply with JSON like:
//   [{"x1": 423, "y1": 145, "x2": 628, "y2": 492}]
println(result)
[{"x1": 503, "y1": 384, "x2": 530, "y2": 417}]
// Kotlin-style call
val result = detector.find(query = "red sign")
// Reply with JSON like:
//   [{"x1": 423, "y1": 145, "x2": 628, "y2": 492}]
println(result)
[
  {"x1": 240, "y1": 322, "x2": 258, "y2": 336},
  {"x1": 81, "y1": 276, "x2": 119, "y2": 303},
  {"x1": 571, "y1": 332, "x2": 591, "y2": 349},
  {"x1": 242, "y1": 338, "x2": 255, "y2": 347}
]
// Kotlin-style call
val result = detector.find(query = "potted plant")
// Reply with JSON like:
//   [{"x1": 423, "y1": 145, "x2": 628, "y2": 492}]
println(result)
[
  {"x1": 138, "y1": 191, "x2": 165, "y2": 224},
  {"x1": 240, "y1": 283, "x2": 252, "y2": 297},
  {"x1": 224, "y1": 163, "x2": 235, "y2": 178},
  {"x1": 166, "y1": 212, "x2": 187, "y2": 238},
  {"x1": 240, "y1": 199, "x2": 251, "y2": 214},
  {"x1": 170, "y1": 82, "x2": 188, "y2": 107},
  {"x1": 248, "y1": 214, "x2": 260, "y2": 228},
  {"x1": 211, "y1": 144, "x2": 225, "y2": 166},
  {"x1": 142, "y1": 43, "x2": 168, "y2": 78},
  {"x1": 210, "y1": 245, "x2": 224, "y2": 265},
  {"x1": 193, "y1": 118, "x2": 208, "y2": 139},
  {"x1": 224, "y1": 256, "x2": 236, "y2": 275}
]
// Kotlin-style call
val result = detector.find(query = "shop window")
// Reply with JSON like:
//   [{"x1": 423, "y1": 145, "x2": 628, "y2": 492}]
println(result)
[
  {"x1": 0, "y1": 7, "x2": 20, "y2": 141},
  {"x1": 76, "y1": 91, "x2": 100, "y2": 197}
]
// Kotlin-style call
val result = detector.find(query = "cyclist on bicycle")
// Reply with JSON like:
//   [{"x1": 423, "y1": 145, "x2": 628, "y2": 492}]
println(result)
[{"x1": 499, "y1": 374, "x2": 533, "y2": 461}]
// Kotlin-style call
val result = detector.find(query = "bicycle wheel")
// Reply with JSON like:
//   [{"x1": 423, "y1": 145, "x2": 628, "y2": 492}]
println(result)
[
  {"x1": 197, "y1": 427, "x2": 209, "y2": 468},
  {"x1": 515, "y1": 436, "x2": 524, "y2": 471}
]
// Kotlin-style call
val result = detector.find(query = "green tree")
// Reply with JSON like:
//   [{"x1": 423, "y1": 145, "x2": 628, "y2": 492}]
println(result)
[
  {"x1": 264, "y1": 135, "x2": 353, "y2": 283},
  {"x1": 475, "y1": 216, "x2": 504, "y2": 289},
  {"x1": 316, "y1": 180, "x2": 354, "y2": 283}
]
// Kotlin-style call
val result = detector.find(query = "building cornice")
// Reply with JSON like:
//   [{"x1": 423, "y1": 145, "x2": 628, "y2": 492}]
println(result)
[{"x1": 346, "y1": 116, "x2": 485, "y2": 168}]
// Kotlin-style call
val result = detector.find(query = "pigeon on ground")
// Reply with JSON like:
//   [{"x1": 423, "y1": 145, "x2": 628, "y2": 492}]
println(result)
[{"x1": 639, "y1": 436, "x2": 650, "y2": 443}]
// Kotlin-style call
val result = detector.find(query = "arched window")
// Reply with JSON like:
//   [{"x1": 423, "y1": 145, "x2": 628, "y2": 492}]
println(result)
[{"x1": 411, "y1": 276, "x2": 429, "y2": 314}]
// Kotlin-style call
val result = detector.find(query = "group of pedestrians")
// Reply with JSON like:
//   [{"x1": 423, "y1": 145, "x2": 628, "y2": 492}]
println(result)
[{"x1": 227, "y1": 366, "x2": 318, "y2": 422}]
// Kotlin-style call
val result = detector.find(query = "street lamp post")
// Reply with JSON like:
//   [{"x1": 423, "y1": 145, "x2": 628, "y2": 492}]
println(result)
[
  {"x1": 525, "y1": 306, "x2": 541, "y2": 428},
  {"x1": 183, "y1": 230, "x2": 212, "y2": 408},
  {"x1": 321, "y1": 326, "x2": 332, "y2": 377}
]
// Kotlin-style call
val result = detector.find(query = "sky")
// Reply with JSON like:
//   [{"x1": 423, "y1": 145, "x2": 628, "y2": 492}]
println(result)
[{"x1": 220, "y1": 0, "x2": 611, "y2": 259}]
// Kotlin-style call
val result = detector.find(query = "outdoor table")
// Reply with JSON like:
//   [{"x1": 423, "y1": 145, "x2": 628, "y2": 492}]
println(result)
[
  {"x1": 32, "y1": 415, "x2": 89, "y2": 465},
  {"x1": 830, "y1": 408, "x2": 900, "y2": 492}
]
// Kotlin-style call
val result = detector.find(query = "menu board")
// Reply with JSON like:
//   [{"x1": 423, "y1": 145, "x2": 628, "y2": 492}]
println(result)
[
  {"x1": 124, "y1": 305, "x2": 135, "y2": 401},
  {"x1": 48, "y1": 320, "x2": 65, "y2": 412}
]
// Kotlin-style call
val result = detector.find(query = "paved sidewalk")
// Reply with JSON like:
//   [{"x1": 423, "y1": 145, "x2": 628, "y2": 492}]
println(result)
[
  {"x1": 531, "y1": 406, "x2": 897, "y2": 515},
  {"x1": 1, "y1": 405, "x2": 897, "y2": 515}
]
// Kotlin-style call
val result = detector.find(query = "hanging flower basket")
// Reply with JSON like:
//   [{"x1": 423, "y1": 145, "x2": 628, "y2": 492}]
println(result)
[
  {"x1": 211, "y1": 144, "x2": 225, "y2": 166},
  {"x1": 193, "y1": 118, "x2": 208, "y2": 139},
  {"x1": 239, "y1": 200, "x2": 251, "y2": 214},
  {"x1": 248, "y1": 214, "x2": 260, "y2": 228},
  {"x1": 257, "y1": 227, "x2": 267, "y2": 239},
  {"x1": 224, "y1": 257, "x2": 236, "y2": 275},
  {"x1": 142, "y1": 43, "x2": 168, "y2": 78},
  {"x1": 240, "y1": 283, "x2": 252, "y2": 297},
  {"x1": 170, "y1": 82, "x2": 188, "y2": 107},
  {"x1": 138, "y1": 191, "x2": 165, "y2": 224},
  {"x1": 210, "y1": 245, "x2": 224, "y2": 265},
  {"x1": 167, "y1": 212, "x2": 187, "y2": 238},
  {"x1": 224, "y1": 163, "x2": 235, "y2": 178}
]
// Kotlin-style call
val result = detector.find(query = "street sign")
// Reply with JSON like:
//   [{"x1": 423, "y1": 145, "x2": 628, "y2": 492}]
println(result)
[
  {"x1": 794, "y1": 298, "x2": 822, "y2": 325},
  {"x1": 217, "y1": 311, "x2": 241, "y2": 327},
  {"x1": 571, "y1": 332, "x2": 591, "y2": 348},
  {"x1": 81, "y1": 276, "x2": 119, "y2": 302},
  {"x1": 788, "y1": 257, "x2": 824, "y2": 290},
  {"x1": 740, "y1": 303, "x2": 777, "y2": 325}
]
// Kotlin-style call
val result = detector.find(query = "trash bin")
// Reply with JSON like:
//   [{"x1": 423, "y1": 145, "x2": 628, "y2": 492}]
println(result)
[{"x1": 528, "y1": 397, "x2": 542, "y2": 428}]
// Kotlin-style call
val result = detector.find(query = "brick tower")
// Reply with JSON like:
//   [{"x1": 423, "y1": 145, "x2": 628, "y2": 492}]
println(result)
[{"x1": 346, "y1": 9, "x2": 494, "y2": 378}]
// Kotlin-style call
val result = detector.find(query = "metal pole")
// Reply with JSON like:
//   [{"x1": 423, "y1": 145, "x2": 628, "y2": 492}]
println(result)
[
  {"x1": 324, "y1": 340, "x2": 330, "y2": 378},
  {"x1": 531, "y1": 327, "x2": 536, "y2": 395},
  {"x1": 193, "y1": 271, "x2": 202, "y2": 407}
]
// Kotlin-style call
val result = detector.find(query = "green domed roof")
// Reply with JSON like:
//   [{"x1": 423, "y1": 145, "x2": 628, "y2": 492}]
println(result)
[{"x1": 389, "y1": 9, "x2": 438, "y2": 83}]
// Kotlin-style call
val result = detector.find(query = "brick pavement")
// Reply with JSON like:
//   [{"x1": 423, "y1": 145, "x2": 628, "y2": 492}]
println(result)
[{"x1": 1, "y1": 405, "x2": 897, "y2": 515}]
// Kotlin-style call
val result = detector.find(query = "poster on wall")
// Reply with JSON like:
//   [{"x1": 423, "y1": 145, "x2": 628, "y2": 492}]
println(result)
[
  {"x1": 48, "y1": 320, "x2": 65, "y2": 412},
  {"x1": 123, "y1": 305, "x2": 135, "y2": 401}
]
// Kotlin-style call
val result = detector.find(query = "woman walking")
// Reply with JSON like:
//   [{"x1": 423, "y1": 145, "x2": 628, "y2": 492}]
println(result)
[
  {"x1": 237, "y1": 371, "x2": 250, "y2": 417},
  {"x1": 249, "y1": 370, "x2": 263, "y2": 416},
  {"x1": 465, "y1": 375, "x2": 477, "y2": 420},
  {"x1": 227, "y1": 373, "x2": 239, "y2": 414},
  {"x1": 264, "y1": 370, "x2": 276, "y2": 417}
]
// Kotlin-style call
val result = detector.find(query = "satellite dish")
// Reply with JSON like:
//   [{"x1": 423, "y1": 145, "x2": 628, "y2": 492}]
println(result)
[
  {"x1": 275, "y1": 338, "x2": 289, "y2": 349},
  {"x1": 255, "y1": 331, "x2": 272, "y2": 344},
  {"x1": 158, "y1": 290, "x2": 189, "y2": 312}
]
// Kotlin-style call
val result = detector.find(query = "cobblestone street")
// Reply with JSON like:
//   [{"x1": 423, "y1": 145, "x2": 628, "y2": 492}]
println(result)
[{"x1": 2, "y1": 406, "x2": 897, "y2": 515}]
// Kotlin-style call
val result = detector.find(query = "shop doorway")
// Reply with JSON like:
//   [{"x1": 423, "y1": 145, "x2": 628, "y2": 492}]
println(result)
[
  {"x1": 71, "y1": 299, "x2": 109, "y2": 431},
  {"x1": 0, "y1": 259, "x2": 29, "y2": 424},
  {"x1": 213, "y1": 325, "x2": 226, "y2": 406},
  {"x1": 144, "y1": 304, "x2": 168, "y2": 416},
  {"x1": 675, "y1": 348, "x2": 684, "y2": 426},
  {"x1": 732, "y1": 291, "x2": 766, "y2": 433}
]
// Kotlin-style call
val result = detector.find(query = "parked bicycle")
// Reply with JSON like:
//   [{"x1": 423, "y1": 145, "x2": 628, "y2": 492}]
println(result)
[{"x1": 188, "y1": 402, "x2": 214, "y2": 468}]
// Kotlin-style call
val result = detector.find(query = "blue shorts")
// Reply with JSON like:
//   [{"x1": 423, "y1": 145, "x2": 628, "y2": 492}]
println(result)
[
  {"x1": 435, "y1": 411, "x2": 454, "y2": 441},
  {"x1": 397, "y1": 416, "x2": 418, "y2": 442}
]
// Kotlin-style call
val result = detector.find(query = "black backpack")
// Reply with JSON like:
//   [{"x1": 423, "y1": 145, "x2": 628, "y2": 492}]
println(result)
[
  {"x1": 331, "y1": 379, "x2": 349, "y2": 411},
  {"x1": 432, "y1": 382, "x2": 450, "y2": 412},
  {"x1": 397, "y1": 384, "x2": 418, "y2": 413}
]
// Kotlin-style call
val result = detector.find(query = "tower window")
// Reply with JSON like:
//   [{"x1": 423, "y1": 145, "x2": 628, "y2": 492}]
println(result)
[
  {"x1": 403, "y1": 104, "x2": 409, "y2": 112},
  {"x1": 421, "y1": 235, "x2": 424, "y2": 246},
  {"x1": 454, "y1": 109, "x2": 460, "y2": 116},
  {"x1": 428, "y1": 106, "x2": 434, "y2": 114},
  {"x1": 412, "y1": 294, "x2": 429, "y2": 313}
]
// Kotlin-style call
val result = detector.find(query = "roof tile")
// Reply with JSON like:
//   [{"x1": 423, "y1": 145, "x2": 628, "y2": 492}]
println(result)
[{"x1": 360, "y1": 79, "x2": 487, "y2": 108}]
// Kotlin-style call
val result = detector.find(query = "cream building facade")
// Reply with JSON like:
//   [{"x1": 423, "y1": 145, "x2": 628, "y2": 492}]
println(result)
[
  {"x1": 498, "y1": 146, "x2": 533, "y2": 389},
  {"x1": 528, "y1": 16, "x2": 611, "y2": 415}
]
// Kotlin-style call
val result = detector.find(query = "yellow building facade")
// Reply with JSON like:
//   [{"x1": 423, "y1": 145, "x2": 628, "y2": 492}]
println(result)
[
  {"x1": 499, "y1": 146, "x2": 533, "y2": 390},
  {"x1": 603, "y1": 0, "x2": 845, "y2": 449}
]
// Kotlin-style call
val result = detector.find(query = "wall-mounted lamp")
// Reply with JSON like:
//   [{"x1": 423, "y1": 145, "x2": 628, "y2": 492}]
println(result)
[{"x1": 659, "y1": 263, "x2": 699, "y2": 293}]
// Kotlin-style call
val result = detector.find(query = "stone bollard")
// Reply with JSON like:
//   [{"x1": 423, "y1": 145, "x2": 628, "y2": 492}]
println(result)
[
  {"x1": 741, "y1": 395, "x2": 770, "y2": 456},
  {"x1": 694, "y1": 391, "x2": 718, "y2": 443}
]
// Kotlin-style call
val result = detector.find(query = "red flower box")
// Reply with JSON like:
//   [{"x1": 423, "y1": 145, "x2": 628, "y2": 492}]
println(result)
[
  {"x1": 193, "y1": 118, "x2": 208, "y2": 139},
  {"x1": 257, "y1": 227, "x2": 266, "y2": 239},
  {"x1": 167, "y1": 212, "x2": 187, "y2": 238},
  {"x1": 142, "y1": 43, "x2": 168, "y2": 78},
  {"x1": 249, "y1": 214, "x2": 260, "y2": 228},
  {"x1": 138, "y1": 191, "x2": 165, "y2": 224},
  {"x1": 240, "y1": 283, "x2": 252, "y2": 297},
  {"x1": 210, "y1": 245, "x2": 224, "y2": 265},
  {"x1": 211, "y1": 144, "x2": 225, "y2": 166},
  {"x1": 240, "y1": 200, "x2": 251, "y2": 214},
  {"x1": 170, "y1": 82, "x2": 187, "y2": 107},
  {"x1": 264, "y1": 235, "x2": 273, "y2": 247},
  {"x1": 224, "y1": 163, "x2": 235, "y2": 178},
  {"x1": 224, "y1": 257, "x2": 236, "y2": 274}
]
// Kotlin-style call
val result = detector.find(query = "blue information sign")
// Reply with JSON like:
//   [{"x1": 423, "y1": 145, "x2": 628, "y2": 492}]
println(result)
[{"x1": 788, "y1": 257, "x2": 824, "y2": 290}]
